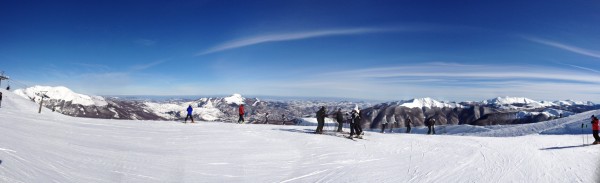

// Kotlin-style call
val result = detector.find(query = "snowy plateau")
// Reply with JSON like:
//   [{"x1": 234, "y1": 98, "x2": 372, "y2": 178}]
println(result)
[{"x1": 0, "y1": 87, "x2": 599, "y2": 182}]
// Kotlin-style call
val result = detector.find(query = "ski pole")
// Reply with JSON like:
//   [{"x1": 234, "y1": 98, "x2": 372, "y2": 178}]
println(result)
[
  {"x1": 585, "y1": 124, "x2": 590, "y2": 144},
  {"x1": 582, "y1": 123, "x2": 585, "y2": 146}
]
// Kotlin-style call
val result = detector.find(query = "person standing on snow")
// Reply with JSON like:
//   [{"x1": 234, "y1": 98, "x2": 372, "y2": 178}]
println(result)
[
  {"x1": 315, "y1": 106, "x2": 327, "y2": 134},
  {"x1": 0, "y1": 92, "x2": 3, "y2": 108},
  {"x1": 426, "y1": 117, "x2": 436, "y2": 134},
  {"x1": 592, "y1": 115, "x2": 599, "y2": 144},
  {"x1": 349, "y1": 108, "x2": 363, "y2": 139},
  {"x1": 388, "y1": 114, "x2": 397, "y2": 133},
  {"x1": 184, "y1": 105, "x2": 194, "y2": 123},
  {"x1": 335, "y1": 108, "x2": 345, "y2": 132},
  {"x1": 265, "y1": 112, "x2": 269, "y2": 124},
  {"x1": 405, "y1": 116, "x2": 412, "y2": 133},
  {"x1": 380, "y1": 114, "x2": 388, "y2": 133},
  {"x1": 238, "y1": 104, "x2": 245, "y2": 123}
]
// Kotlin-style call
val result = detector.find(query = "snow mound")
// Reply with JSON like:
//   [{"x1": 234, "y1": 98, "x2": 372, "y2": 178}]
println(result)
[
  {"x1": 399, "y1": 97, "x2": 462, "y2": 108},
  {"x1": 13, "y1": 85, "x2": 107, "y2": 106},
  {"x1": 224, "y1": 93, "x2": 245, "y2": 105}
]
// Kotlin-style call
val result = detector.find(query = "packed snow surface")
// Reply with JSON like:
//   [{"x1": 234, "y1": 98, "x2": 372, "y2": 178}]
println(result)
[
  {"x1": 0, "y1": 91, "x2": 599, "y2": 182},
  {"x1": 13, "y1": 85, "x2": 107, "y2": 106}
]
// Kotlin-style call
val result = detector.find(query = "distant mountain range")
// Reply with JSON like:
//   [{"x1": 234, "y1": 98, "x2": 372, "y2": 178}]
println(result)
[{"x1": 13, "y1": 86, "x2": 600, "y2": 128}]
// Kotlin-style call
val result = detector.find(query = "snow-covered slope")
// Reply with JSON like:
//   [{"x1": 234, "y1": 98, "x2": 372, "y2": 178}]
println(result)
[
  {"x1": 398, "y1": 97, "x2": 462, "y2": 108},
  {"x1": 1, "y1": 90, "x2": 599, "y2": 182},
  {"x1": 13, "y1": 85, "x2": 107, "y2": 106}
]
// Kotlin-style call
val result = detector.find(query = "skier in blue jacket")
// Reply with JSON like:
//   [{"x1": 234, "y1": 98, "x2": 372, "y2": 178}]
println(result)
[{"x1": 185, "y1": 105, "x2": 194, "y2": 123}]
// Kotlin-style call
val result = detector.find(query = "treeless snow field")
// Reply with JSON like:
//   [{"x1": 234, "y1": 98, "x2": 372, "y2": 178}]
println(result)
[{"x1": 0, "y1": 91, "x2": 598, "y2": 182}]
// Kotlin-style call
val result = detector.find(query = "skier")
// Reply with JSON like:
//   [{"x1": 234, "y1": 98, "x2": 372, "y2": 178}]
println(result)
[
  {"x1": 426, "y1": 117, "x2": 436, "y2": 134},
  {"x1": 380, "y1": 115, "x2": 388, "y2": 133},
  {"x1": 265, "y1": 112, "x2": 269, "y2": 124},
  {"x1": 349, "y1": 108, "x2": 363, "y2": 139},
  {"x1": 315, "y1": 106, "x2": 327, "y2": 134},
  {"x1": 5, "y1": 86, "x2": 9, "y2": 90},
  {"x1": 388, "y1": 114, "x2": 396, "y2": 133},
  {"x1": 405, "y1": 116, "x2": 412, "y2": 133},
  {"x1": 238, "y1": 104, "x2": 245, "y2": 123},
  {"x1": 184, "y1": 105, "x2": 194, "y2": 123},
  {"x1": 592, "y1": 115, "x2": 599, "y2": 144},
  {"x1": 335, "y1": 108, "x2": 344, "y2": 132},
  {"x1": 281, "y1": 114, "x2": 286, "y2": 125},
  {"x1": 0, "y1": 92, "x2": 3, "y2": 108}
]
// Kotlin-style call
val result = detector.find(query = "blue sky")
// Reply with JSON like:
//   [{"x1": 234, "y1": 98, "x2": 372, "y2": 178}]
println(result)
[{"x1": 1, "y1": 0, "x2": 600, "y2": 102}]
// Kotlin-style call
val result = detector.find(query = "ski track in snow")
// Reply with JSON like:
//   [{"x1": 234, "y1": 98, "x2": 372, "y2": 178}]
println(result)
[{"x1": 0, "y1": 91, "x2": 599, "y2": 182}]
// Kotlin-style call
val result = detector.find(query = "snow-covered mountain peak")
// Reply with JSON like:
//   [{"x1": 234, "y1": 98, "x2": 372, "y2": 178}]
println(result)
[
  {"x1": 554, "y1": 99, "x2": 593, "y2": 106},
  {"x1": 399, "y1": 97, "x2": 462, "y2": 108},
  {"x1": 13, "y1": 85, "x2": 107, "y2": 106},
  {"x1": 481, "y1": 96, "x2": 557, "y2": 110},
  {"x1": 483, "y1": 97, "x2": 538, "y2": 105},
  {"x1": 204, "y1": 100, "x2": 215, "y2": 108},
  {"x1": 224, "y1": 93, "x2": 245, "y2": 105}
]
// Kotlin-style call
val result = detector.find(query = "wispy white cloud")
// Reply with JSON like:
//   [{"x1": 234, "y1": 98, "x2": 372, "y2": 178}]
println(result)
[
  {"x1": 135, "y1": 39, "x2": 157, "y2": 46},
  {"x1": 242, "y1": 62, "x2": 600, "y2": 101},
  {"x1": 558, "y1": 63, "x2": 600, "y2": 74},
  {"x1": 525, "y1": 37, "x2": 600, "y2": 59},
  {"x1": 71, "y1": 63, "x2": 111, "y2": 71},
  {"x1": 131, "y1": 59, "x2": 167, "y2": 71},
  {"x1": 197, "y1": 27, "x2": 408, "y2": 55},
  {"x1": 322, "y1": 62, "x2": 600, "y2": 84}
]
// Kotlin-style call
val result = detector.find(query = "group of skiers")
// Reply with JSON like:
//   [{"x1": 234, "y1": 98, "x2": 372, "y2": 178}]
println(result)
[
  {"x1": 183, "y1": 103, "x2": 600, "y2": 144},
  {"x1": 315, "y1": 106, "x2": 363, "y2": 139},
  {"x1": 381, "y1": 116, "x2": 413, "y2": 133}
]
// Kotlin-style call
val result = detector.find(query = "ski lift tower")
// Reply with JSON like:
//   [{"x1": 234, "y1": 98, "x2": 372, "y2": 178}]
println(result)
[
  {"x1": 0, "y1": 71, "x2": 8, "y2": 88},
  {"x1": 37, "y1": 91, "x2": 49, "y2": 113}
]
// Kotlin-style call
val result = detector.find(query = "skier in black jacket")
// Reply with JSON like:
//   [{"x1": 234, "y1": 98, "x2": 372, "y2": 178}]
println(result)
[
  {"x1": 0, "y1": 92, "x2": 3, "y2": 108},
  {"x1": 405, "y1": 117, "x2": 412, "y2": 133},
  {"x1": 335, "y1": 108, "x2": 344, "y2": 132},
  {"x1": 349, "y1": 109, "x2": 363, "y2": 138},
  {"x1": 315, "y1": 106, "x2": 327, "y2": 134},
  {"x1": 426, "y1": 117, "x2": 436, "y2": 134}
]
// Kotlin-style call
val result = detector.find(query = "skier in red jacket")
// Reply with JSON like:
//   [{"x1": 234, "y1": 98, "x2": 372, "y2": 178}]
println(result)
[
  {"x1": 238, "y1": 104, "x2": 245, "y2": 123},
  {"x1": 592, "y1": 115, "x2": 599, "y2": 144}
]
